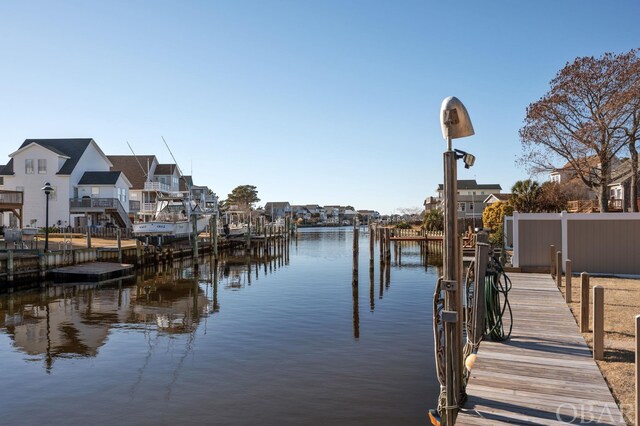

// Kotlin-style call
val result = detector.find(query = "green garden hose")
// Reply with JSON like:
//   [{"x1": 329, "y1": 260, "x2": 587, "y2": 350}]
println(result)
[{"x1": 484, "y1": 256, "x2": 513, "y2": 341}]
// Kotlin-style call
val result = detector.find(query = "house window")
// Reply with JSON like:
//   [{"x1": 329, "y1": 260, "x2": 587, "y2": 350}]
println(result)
[
  {"x1": 458, "y1": 203, "x2": 465, "y2": 211},
  {"x1": 49, "y1": 186, "x2": 57, "y2": 201},
  {"x1": 0, "y1": 177, "x2": 3, "y2": 185},
  {"x1": 92, "y1": 187, "x2": 100, "y2": 197},
  {"x1": 480, "y1": 191, "x2": 485, "y2": 195},
  {"x1": 38, "y1": 159, "x2": 46, "y2": 174},
  {"x1": 468, "y1": 203, "x2": 474, "y2": 211},
  {"x1": 25, "y1": 159, "x2": 34, "y2": 174}
]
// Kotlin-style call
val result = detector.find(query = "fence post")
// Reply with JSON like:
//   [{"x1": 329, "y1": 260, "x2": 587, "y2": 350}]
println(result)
[
  {"x1": 565, "y1": 259, "x2": 572, "y2": 303},
  {"x1": 550, "y1": 245, "x2": 556, "y2": 277},
  {"x1": 117, "y1": 229, "x2": 122, "y2": 264},
  {"x1": 593, "y1": 285, "x2": 604, "y2": 361},
  {"x1": 580, "y1": 272, "x2": 590, "y2": 333},
  {"x1": 635, "y1": 314, "x2": 639, "y2": 426},
  {"x1": 556, "y1": 251, "x2": 562, "y2": 288}
]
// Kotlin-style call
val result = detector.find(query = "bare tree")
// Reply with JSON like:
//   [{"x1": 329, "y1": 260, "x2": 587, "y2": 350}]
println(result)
[
  {"x1": 519, "y1": 51, "x2": 634, "y2": 212},
  {"x1": 613, "y1": 50, "x2": 640, "y2": 211}
]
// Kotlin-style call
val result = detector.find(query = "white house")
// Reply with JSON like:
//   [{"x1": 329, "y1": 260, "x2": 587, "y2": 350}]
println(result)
[{"x1": 0, "y1": 139, "x2": 131, "y2": 229}]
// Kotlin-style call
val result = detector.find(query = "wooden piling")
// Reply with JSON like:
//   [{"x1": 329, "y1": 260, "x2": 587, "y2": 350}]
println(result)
[
  {"x1": 135, "y1": 240, "x2": 142, "y2": 266},
  {"x1": 7, "y1": 250, "x2": 13, "y2": 282},
  {"x1": 593, "y1": 285, "x2": 604, "y2": 361},
  {"x1": 117, "y1": 229, "x2": 122, "y2": 264},
  {"x1": 550, "y1": 244, "x2": 556, "y2": 277},
  {"x1": 580, "y1": 272, "x2": 590, "y2": 333},
  {"x1": 86, "y1": 229, "x2": 92, "y2": 249},
  {"x1": 565, "y1": 259, "x2": 572, "y2": 303},
  {"x1": 555, "y1": 251, "x2": 562, "y2": 288}
]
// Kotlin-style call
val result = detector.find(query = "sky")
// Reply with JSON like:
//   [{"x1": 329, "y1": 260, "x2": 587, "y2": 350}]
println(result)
[{"x1": 0, "y1": 1, "x2": 638, "y2": 214}]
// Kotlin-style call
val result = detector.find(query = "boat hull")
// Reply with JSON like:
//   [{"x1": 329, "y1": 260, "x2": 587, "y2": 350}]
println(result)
[{"x1": 132, "y1": 216, "x2": 209, "y2": 245}]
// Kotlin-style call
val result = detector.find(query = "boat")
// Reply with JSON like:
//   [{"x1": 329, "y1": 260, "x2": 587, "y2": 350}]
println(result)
[
  {"x1": 221, "y1": 211, "x2": 249, "y2": 238},
  {"x1": 132, "y1": 196, "x2": 210, "y2": 246}
]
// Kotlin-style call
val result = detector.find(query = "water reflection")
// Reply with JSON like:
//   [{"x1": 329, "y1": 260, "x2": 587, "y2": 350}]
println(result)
[
  {"x1": 0, "y1": 244, "x2": 289, "y2": 371},
  {"x1": 0, "y1": 229, "x2": 439, "y2": 426}
]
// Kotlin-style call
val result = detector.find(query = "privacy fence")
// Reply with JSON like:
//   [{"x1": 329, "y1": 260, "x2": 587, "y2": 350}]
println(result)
[{"x1": 508, "y1": 212, "x2": 640, "y2": 275}]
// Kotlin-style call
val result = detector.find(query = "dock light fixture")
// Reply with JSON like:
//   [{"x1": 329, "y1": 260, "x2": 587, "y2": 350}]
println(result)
[
  {"x1": 42, "y1": 182, "x2": 54, "y2": 251},
  {"x1": 436, "y1": 96, "x2": 475, "y2": 426},
  {"x1": 454, "y1": 149, "x2": 475, "y2": 169}
]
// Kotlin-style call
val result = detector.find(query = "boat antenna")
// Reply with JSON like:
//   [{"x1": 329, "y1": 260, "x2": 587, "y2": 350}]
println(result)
[
  {"x1": 161, "y1": 136, "x2": 184, "y2": 178},
  {"x1": 127, "y1": 141, "x2": 148, "y2": 180}
]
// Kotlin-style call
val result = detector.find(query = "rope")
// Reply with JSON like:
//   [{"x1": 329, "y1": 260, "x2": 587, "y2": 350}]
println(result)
[{"x1": 484, "y1": 255, "x2": 513, "y2": 341}]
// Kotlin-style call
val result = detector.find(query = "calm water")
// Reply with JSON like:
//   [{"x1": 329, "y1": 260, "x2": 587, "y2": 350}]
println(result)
[{"x1": 0, "y1": 228, "x2": 439, "y2": 425}]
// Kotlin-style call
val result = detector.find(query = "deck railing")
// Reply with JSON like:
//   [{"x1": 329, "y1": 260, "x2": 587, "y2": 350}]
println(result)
[
  {"x1": 0, "y1": 190, "x2": 23, "y2": 206},
  {"x1": 143, "y1": 181, "x2": 171, "y2": 192},
  {"x1": 567, "y1": 199, "x2": 623, "y2": 213}
]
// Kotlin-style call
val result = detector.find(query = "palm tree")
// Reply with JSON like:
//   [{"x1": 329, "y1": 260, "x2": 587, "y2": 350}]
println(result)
[{"x1": 510, "y1": 179, "x2": 541, "y2": 212}]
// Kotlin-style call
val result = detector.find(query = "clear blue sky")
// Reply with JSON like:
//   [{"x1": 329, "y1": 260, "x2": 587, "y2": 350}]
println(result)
[{"x1": 1, "y1": 1, "x2": 638, "y2": 214}]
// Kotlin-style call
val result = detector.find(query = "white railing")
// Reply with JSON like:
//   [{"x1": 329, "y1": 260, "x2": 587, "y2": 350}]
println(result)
[
  {"x1": 140, "y1": 202, "x2": 156, "y2": 213},
  {"x1": 143, "y1": 181, "x2": 171, "y2": 192}
]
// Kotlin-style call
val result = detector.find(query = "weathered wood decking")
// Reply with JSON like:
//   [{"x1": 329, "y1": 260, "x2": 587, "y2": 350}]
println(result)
[{"x1": 457, "y1": 273, "x2": 626, "y2": 425}]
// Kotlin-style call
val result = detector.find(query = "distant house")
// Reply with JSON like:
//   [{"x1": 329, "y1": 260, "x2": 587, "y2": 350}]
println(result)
[
  {"x1": 484, "y1": 193, "x2": 512, "y2": 206},
  {"x1": 0, "y1": 138, "x2": 132, "y2": 228},
  {"x1": 264, "y1": 202, "x2": 291, "y2": 219},
  {"x1": 428, "y1": 179, "x2": 502, "y2": 220},
  {"x1": 356, "y1": 210, "x2": 380, "y2": 222}
]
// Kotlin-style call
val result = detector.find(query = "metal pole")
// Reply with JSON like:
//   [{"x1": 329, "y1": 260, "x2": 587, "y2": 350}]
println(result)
[
  {"x1": 45, "y1": 193, "x2": 50, "y2": 251},
  {"x1": 443, "y1": 145, "x2": 460, "y2": 424}
]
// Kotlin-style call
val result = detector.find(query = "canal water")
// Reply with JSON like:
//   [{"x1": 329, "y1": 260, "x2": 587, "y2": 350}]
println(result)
[{"x1": 0, "y1": 228, "x2": 440, "y2": 425}]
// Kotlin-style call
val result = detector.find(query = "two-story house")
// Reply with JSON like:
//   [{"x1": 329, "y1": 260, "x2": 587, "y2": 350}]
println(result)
[
  {"x1": 0, "y1": 139, "x2": 131, "y2": 229},
  {"x1": 428, "y1": 180, "x2": 502, "y2": 220},
  {"x1": 264, "y1": 202, "x2": 291, "y2": 220}
]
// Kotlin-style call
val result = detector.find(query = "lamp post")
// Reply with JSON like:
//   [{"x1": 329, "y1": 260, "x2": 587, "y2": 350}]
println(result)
[
  {"x1": 440, "y1": 96, "x2": 475, "y2": 425},
  {"x1": 42, "y1": 182, "x2": 54, "y2": 251}
]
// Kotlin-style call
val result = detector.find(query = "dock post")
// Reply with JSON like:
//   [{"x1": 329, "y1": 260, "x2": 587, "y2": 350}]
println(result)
[
  {"x1": 7, "y1": 250, "x2": 13, "y2": 282},
  {"x1": 135, "y1": 240, "x2": 142, "y2": 267},
  {"x1": 635, "y1": 314, "x2": 639, "y2": 426},
  {"x1": 39, "y1": 252, "x2": 46, "y2": 279},
  {"x1": 565, "y1": 259, "x2": 572, "y2": 302},
  {"x1": 593, "y1": 285, "x2": 604, "y2": 360},
  {"x1": 369, "y1": 223, "x2": 374, "y2": 263},
  {"x1": 86, "y1": 228, "x2": 92, "y2": 249},
  {"x1": 117, "y1": 228, "x2": 122, "y2": 264},
  {"x1": 556, "y1": 251, "x2": 562, "y2": 288},
  {"x1": 550, "y1": 244, "x2": 556, "y2": 277},
  {"x1": 379, "y1": 228, "x2": 384, "y2": 263},
  {"x1": 213, "y1": 218, "x2": 218, "y2": 259},
  {"x1": 580, "y1": 272, "x2": 590, "y2": 332}
]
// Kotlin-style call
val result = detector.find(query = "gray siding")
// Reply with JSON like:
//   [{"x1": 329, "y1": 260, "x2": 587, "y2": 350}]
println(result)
[
  {"x1": 518, "y1": 220, "x2": 561, "y2": 268},
  {"x1": 568, "y1": 220, "x2": 640, "y2": 275}
]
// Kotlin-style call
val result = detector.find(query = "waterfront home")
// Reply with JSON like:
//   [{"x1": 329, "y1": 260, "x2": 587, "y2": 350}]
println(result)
[
  {"x1": 264, "y1": 202, "x2": 291, "y2": 220},
  {"x1": 0, "y1": 138, "x2": 132, "y2": 229},
  {"x1": 427, "y1": 179, "x2": 502, "y2": 220},
  {"x1": 483, "y1": 193, "x2": 512, "y2": 206}
]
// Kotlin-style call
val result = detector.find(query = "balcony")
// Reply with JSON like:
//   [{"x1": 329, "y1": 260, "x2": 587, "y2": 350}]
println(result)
[
  {"x1": 0, "y1": 190, "x2": 23, "y2": 209},
  {"x1": 567, "y1": 199, "x2": 623, "y2": 213},
  {"x1": 140, "y1": 202, "x2": 157, "y2": 213},
  {"x1": 144, "y1": 181, "x2": 171, "y2": 193}
]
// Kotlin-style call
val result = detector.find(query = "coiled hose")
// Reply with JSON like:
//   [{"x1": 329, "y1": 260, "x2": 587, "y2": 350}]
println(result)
[{"x1": 484, "y1": 255, "x2": 513, "y2": 341}]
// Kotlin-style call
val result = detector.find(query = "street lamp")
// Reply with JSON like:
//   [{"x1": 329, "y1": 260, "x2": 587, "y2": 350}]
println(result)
[
  {"x1": 439, "y1": 96, "x2": 475, "y2": 425},
  {"x1": 42, "y1": 182, "x2": 54, "y2": 251}
]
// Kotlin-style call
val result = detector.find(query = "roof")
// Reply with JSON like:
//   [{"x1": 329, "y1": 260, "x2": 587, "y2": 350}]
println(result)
[
  {"x1": 78, "y1": 171, "x2": 124, "y2": 185},
  {"x1": 108, "y1": 155, "x2": 156, "y2": 190},
  {"x1": 264, "y1": 202, "x2": 291, "y2": 209},
  {"x1": 20, "y1": 139, "x2": 94, "y2": 175},
  {"x1": 483, "y1": 193, "x2": 512, "y2": 202},
  {"x1": 437, "y1": 180, "x2": 502, "y2": 191},
  {"x1": 155, "y1": 164, "x2": 177, "y2": 175},
  {"x1": 0, "y1": 160, "x2": 13, "y2": 175}
]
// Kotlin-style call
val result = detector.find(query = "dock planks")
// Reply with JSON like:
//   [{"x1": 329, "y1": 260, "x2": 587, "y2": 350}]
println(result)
[{"x1": 457, "y1": 273, "x2": 626, "y2": 425}]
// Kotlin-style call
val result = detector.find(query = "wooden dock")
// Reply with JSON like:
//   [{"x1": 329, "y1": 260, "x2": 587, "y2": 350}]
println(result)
[
  {"x1": 50, "y1": 262, "x2": 134, "y2": 283},
  {"x1": 457, "y1": 273, "x2": 625, "y2": 425}
]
